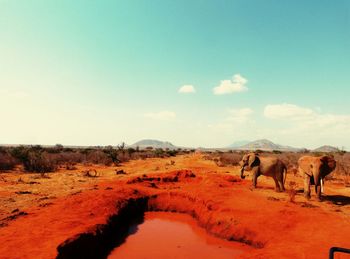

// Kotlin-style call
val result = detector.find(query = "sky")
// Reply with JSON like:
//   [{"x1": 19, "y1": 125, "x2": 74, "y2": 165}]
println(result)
[{"x1": 0, "y1": 0, "x2": 350, "y2": 149}]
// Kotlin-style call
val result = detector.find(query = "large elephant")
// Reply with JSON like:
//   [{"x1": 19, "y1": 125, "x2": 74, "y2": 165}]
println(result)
[
  {"x1": 298, "y1": 155, "x2": 336, "y2": 200},
  {"x1": 240, "y1": 153, "x2": 287, "y2": 192}
]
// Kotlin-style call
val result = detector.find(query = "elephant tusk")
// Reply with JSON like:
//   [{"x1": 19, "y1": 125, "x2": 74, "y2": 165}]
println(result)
[{"x1": 320, "y1": 178, "x2": 324, "y2": 193}]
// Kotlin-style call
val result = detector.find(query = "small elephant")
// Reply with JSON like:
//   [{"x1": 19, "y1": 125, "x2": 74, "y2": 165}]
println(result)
[
  {"x1": 240, "y1": 153, "x2": 287, "y2": 192},
  {"x1": 298, "y1": 155, "x2": 336, "y2": 200}
]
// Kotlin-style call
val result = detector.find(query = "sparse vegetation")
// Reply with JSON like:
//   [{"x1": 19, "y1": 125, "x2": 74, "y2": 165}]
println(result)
[
  {"x1": 2, "y1": 144, "x2": 348, "y2": 186},
  {"x1": 0, "y1": 144, "x2": 187, "y2": 174}
]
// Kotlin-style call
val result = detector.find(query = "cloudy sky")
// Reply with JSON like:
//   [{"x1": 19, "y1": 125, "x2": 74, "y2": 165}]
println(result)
[{"x1": 1, "y1": 0, "x2": 350, "y2": 149}]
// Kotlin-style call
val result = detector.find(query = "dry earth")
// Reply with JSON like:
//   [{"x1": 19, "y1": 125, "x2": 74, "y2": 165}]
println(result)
[{"x1": 0, "y1": 154, "x2": 349, "y2": 258}]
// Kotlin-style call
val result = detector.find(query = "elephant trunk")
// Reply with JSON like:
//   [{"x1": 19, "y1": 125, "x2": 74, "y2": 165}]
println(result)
[{"x1": 240, "y1": 166, "x2": 246, "y2": 179}]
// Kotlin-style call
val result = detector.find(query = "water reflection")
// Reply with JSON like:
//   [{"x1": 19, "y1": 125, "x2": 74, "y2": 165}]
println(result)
[{"x1": 109, "y1": 212, "x2": 247, "y2": 259}]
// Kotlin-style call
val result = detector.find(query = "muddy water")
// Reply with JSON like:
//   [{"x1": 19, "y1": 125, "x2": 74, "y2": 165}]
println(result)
[{"x1": 108, "y1": 212, "x2": 248, "y2": 259}]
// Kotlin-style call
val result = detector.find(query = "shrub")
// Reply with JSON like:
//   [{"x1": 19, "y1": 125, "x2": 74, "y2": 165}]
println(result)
[
  {"x1": 103, "y1": 146, "x2": 120, "y2": 165},
  {"x1": 166, "y1": 150, "x2": 178, "y2": 157},
  {"x1": 46, "y1": 144, "x2": 64, "y2": 154},
  {"x1": 55, "y1": 152, "x2": 85, "y2": 164},
  {"x1": 24, "y1": 151, "x2": 58, "y2": 173},
  {"x1": 11, "y1": 146, "x2": 30, "y2": 163},
  {"x1": 217, "y1": 152, "x2": 242, "y2": 166},
  {"x1": 0, "y1": 150, "x2": 18, "y2": 170},
  {"x1": 127, "y1": 148, "x2": 136, "y2": 155},
  {"x1": 11, "y1": 146, "x2": 57, "y2": 173},
  {"x1": 277, "y1": 152, "x2": 302, "y2": 169},
  {"x1": 331, "y1": 153, "x2": 350, "y2": 185},
  {"x1": 154, "y1": 148, "x2": 167, "y2": 157},
  {"x1": 86, "y1": 150, "x2": 112, "y2": 165}
]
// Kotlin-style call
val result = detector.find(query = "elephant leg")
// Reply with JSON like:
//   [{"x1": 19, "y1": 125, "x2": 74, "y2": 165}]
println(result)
[
  {"x1": 279, "y1": 180, "x2": 285, "y2": 192},
  {"x1": 314, "y1": 174, "x2": 322, "y2": 201},
  {"x1": 252, "y1": 167, "x2": 259, "y2": 188},
  {"x1": 276, "y1": 173, "x2": 285, "y2": 192},
  {"x1": 303, "y1": 174, "x2": 311, "y2": 199},
  {"x1": 315, "y1": 184, "x2": 322, "y2": 200},
  {"x1": 273, "y1": 177, "x2": 281, "y2": 192}
]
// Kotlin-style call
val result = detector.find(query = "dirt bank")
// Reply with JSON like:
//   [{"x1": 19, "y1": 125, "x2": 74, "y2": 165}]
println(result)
[{"x1": 0, "y1": 154, "x2": 349, "y2": 258}]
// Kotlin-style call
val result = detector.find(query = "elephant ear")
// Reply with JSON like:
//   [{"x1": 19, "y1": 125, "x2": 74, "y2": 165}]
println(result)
[
  {"x1": 320, "y1": 155, "x2": 328, "y2": 162},
  {"x1": 248, "y1": 153, "x2": 260, "y2": 168},
  {"x1": 320, "y1": 155, "x2": 336, "y2": 172}
]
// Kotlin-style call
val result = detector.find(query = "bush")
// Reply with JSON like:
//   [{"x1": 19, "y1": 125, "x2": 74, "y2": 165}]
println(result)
[
  {"x1": 217, "y1": 152, "x2": 242, "y2": 166},
  {"x1": 276, "y1": 152, "x2": 302, "y2": 168},
  {"x1": 0, "y1": 150, "x2": 18, "y2": 170},
  {"x1": 166, "y1": 150, "x2": 178, "y2": 157},
  {"x1": 54, "y1": 152, "x2": 85, "y2": 164},
  {"x1": 154, "y1": 148, "x2": 165, "y2": 157},
  {"x1": 86, "y1": 150, "x2": 112, "y2": 165},
  {"x1": 10, "y1": 146, "x2": 57, "y2": 173},
  {"x1": 331, "y1": 153, "x2": 350, "y2": 184},
  {"x1": 202, "y1": 151, "x2": 242, "y2": 167},
  {"x1": 103, "y1": 146, "x2": 120, "y2": 164},
  {"x1": 127, "y1": 148, "x2": 136, "y2": 155},
  {"x1": 24, "y1": 151, "x2": 58, "y2": 173}
]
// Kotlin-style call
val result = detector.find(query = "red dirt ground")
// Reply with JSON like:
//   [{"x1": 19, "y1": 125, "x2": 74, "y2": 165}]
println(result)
[{"x1": 0, "y1": 154, "x2": 349, "y2": 258}]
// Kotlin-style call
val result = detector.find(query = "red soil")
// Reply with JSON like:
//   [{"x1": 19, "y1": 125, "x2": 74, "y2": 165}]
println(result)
[{"x1": 0, "y1": 154, "x2": 349, "y2": 258}]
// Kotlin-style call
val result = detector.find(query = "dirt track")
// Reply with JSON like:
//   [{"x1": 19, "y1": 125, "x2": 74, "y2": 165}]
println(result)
[{"x1": 0, "y1": 154, "x2": 349, "y2": 258}]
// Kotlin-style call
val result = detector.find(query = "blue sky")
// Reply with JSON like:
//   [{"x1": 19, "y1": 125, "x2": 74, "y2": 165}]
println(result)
[{"x1": 1, "y1": 0, "x2": 349, "y2": 148}]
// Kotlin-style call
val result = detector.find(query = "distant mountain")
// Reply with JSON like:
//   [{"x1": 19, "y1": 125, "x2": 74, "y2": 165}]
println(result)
[
  {"x1": 129, "y1": 139, "x2": 177, "y2": 150},
  {"x1": 312, "y1": 145, "x2": 340, "y2": 153},
  {"x1": 228, "y1": 140, "x2": 250, "y2": 148},
  {"x1": 232, "y1": 139, "x2": 301, "y2": 152}
]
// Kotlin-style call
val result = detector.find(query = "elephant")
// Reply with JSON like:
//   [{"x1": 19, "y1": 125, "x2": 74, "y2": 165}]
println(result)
[
  {"x1": 298, "y1": 155, "x2": 336, "y2": 200},
  {"x1": 240, "y1": 153, "x2": 287, "y2": 192}
]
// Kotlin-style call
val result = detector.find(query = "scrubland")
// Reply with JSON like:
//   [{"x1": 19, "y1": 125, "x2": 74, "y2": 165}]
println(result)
[{"x1": 0, "y1": 148, "x2": 349, "y2": 258}]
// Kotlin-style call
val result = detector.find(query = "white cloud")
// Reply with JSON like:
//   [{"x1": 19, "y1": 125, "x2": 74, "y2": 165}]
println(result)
[
  {"x1": 208, "y1": 107, "x2": 255, "y2": 139},
  {"x1": 178, "y1": 85, "x2": 196, "y2": 93},
  {"x1": 264, "y1": 103, "x2": 314, "y2": 120},
  {"x1": 229, "y1": 108, "x2": 253, "y2": 117},
  {"x1": 206, "y1": 104, "x2": 350, "y2": 149},
  {"x1": 263, "y1": 103, "x2": 350, "y2": 127},
  {"x1": 144, "y1": 111, "x2": 176, "y2": 121},
  {"x1": 227, "y1": 108, "x2": 254, "y2": 123},
  {"x1": 264, "y1": 103, "x2": 350, "y2": 142},
  {"x1": 213, "y1": 74, "x2": 248, "y2": 95}
]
